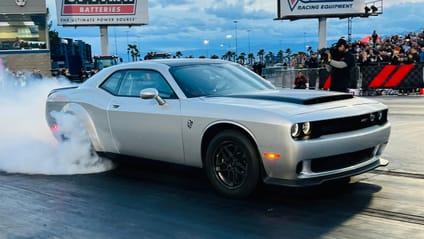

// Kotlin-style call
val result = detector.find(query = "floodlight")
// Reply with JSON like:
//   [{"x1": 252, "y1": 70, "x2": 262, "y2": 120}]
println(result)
[{"x1": 364, "y1": 6, "x2": 371, "y2": 14}]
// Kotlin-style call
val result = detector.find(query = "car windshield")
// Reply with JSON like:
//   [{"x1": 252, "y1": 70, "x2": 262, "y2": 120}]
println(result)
[{"x1": 169, "y1": 63, "x2": 276, "y2": 98}]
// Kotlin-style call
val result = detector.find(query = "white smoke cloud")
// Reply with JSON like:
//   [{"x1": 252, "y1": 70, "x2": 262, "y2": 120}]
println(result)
[{"x1": 0, "y1": 71, "x2": 114, "y2": 175}]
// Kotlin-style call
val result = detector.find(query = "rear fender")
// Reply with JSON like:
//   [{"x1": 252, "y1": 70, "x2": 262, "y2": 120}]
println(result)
[{"x1": 62, "y1": 103, "x2": 105, "y2": 152}]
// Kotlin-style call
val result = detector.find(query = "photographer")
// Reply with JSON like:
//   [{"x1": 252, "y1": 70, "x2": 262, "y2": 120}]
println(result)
[{"x1": 326, "y1": 38, "x2": 355, "y2": 92}]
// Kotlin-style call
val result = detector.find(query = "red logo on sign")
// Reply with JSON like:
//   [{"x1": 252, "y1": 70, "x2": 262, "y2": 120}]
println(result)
[
  {"x1": 368, "y1": 64, "x2": 414, "y2": 88},
  {"x1": 62, "y1": 1, "x2": 136, "y2": 15}
]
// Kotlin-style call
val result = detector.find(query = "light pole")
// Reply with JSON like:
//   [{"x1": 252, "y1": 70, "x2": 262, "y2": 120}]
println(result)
[
  {"x1": 247, "y1": 29, "x2": 251, "y2": 54},
  {"x1": 233, "y1": 20, "x2": 238, "y2": 57}
]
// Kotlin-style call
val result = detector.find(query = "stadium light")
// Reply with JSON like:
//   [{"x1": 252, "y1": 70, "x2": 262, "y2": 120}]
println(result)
[
  {"x1": 364, "y1": 6, "x2": 371, "y2": 14},
  {"x1": 371, "y1": 5, "x2": 378, "y2": 15}
]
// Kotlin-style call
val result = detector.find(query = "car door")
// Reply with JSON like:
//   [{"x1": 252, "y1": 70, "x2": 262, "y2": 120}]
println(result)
[{"x1": 106, "y1": 69, "x2": 184, "y2": 164}]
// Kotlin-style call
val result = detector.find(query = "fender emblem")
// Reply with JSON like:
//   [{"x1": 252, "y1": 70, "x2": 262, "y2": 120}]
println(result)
[
  {"x1": 187, "y1": 120, "x2": 193, "y2": 129},
  {"x1": 16, "y1": 0, "x2": 27, "y2": 7}
]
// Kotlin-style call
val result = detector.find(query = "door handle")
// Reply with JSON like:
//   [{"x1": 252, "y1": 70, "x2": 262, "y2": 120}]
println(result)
[{"x1": 112, "y1": 104, "x2": 120, "y2": 109}]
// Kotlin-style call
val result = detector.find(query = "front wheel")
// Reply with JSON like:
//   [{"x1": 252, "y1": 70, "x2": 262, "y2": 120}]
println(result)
[{"x1": 204, "y1": 130, "x2": 260, "y2": 198}]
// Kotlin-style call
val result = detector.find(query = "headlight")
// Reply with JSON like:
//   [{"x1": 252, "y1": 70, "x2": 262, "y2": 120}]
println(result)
[
  {"x1": 302, "y1": 122, "x2": 311, "y2": 135},
  {"x1": 377, "y1": 111, "x2": 383, "y2": 121},
  {"x1": 291, "y1": 124, "x2": 300, "y2": 138},
  {"x1": 291, "y1": 122, "x2": 312, "y2": 139}
]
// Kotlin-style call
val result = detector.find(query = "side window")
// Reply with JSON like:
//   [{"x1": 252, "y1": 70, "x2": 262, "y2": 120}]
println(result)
[
  {"x1": 100, "y1": 71, "x2": 125, "y2": 94},
  {"x1": 148, "y1": 71, "x2": 177, "y2": 99},
  {"x1": 117, "y1": 70, "x2": 176, "y2": 99}
]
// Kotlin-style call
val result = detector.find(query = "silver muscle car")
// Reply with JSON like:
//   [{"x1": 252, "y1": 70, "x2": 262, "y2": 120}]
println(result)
[{"x1": 46, "y1": 59, "x2": 390, "y2": 198}]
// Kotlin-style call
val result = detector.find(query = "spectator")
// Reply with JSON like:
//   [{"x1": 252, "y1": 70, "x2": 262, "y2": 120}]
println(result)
[
  {"x1": 406, "y1": 47, "x2": 419, "y2": 63},
  {"x1": 79, "y1": 68, "x2": 88, "y2": 81},
  {"x1": 294, "y1": 71, "x2": 307, "y2": 89},
  {"x1": 326, "y1": 38, "x2": 355, "y2": 92},
  {"x1": 419, "y1": 47, "x2": 424, "y2": 63},
  {"x1": 57, "y1": 68, "x2": 70, "y2": 81},
  {"x1": 370, "y1": 49, "x2": 385, "y2": 64},
  {"x1": 290, "y1": 52, "x2": 307, "y2": 69},
  {"x1": 390, "y1": 47, "x2": 402, "y2": 65},
  {"x1": 305, "y1": 52, "x2": 319, "y2": 89},
  {"x1": 30, "y1": 68, "x2": 43, "y2": 80},
  {"x1": 371, "y1": 30, "x2": 379, "y2": 47},
  {"x1": 359, "y1": 50, "x2": 370, "y2": 65}
]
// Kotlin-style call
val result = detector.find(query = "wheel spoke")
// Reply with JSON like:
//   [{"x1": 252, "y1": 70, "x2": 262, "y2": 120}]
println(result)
[
  {"x1": 221, "y1": 144, "x2": 235, "y2": 159},
  {"x1": 213, "y1": 141, "x2": 250, "y2": 188}
]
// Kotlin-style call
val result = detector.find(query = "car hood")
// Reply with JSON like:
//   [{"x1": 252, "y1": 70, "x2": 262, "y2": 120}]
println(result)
[{"x1": 197, "y1": 89, "x2": 378, "y2": 116}]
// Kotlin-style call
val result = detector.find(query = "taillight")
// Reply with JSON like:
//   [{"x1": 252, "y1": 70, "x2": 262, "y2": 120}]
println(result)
[{"x1": 51, "y1": 124, "x2": 59, "y2": 133}]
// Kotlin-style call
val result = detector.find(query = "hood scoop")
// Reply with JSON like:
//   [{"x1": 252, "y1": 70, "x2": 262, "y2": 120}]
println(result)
[{"x1": 224, "y1": 93, "x2": 353, "y2": 105}]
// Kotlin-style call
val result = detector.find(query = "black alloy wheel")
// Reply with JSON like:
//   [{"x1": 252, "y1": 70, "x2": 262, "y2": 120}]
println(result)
[{"x1": 205, "y1": 129, "x2": 260, "y2": 198}]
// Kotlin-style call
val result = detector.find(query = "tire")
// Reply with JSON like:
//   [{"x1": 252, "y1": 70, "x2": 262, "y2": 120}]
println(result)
[{"x1": 204, "y1": 129, "x2": 260, "y2": 199}]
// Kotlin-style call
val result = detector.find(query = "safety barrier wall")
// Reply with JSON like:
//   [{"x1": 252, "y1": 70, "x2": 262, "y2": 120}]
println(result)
[
  {"x1": 360, "y1": 63, "x2": 424, "y2": 90},
  {"x1": 262, "y1": 63, "x2": 424, "y2": 92}
]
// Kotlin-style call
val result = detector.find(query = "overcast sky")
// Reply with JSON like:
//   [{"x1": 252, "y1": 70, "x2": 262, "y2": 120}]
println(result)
[{"x1": 46, "y1": 0, "x2": 424, "y2": 60}]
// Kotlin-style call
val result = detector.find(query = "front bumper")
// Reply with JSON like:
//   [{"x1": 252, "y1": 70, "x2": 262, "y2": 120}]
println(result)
[
  {"x1": 260, "y1": 122, "x2": 391, "y2": 187},
  {"x1": 264, "y1": 157, "x2": 388, "y2": 187}
]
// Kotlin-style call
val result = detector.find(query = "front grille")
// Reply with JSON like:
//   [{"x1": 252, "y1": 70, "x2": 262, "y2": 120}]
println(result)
[
  {"x1": 310, "y1": 147, "x2": 375, "y2": 173},
  {"x1": 309, "y1": 109, "x2": 388, "y2": 138}
]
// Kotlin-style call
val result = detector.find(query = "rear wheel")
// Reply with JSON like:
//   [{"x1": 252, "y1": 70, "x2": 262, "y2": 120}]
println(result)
[{"x1": 204, "y1": 130, "x2": 260, "y2": 198}]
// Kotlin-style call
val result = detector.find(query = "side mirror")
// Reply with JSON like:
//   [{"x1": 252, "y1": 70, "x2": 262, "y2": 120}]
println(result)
[{"x1": 140, "y1": 88, "x2": 166, "y2": 106}]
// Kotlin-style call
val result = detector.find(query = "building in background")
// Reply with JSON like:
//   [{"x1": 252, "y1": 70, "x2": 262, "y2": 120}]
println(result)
[{"x1": 0, "y1": 0, "x2": 50, "y2": 76}]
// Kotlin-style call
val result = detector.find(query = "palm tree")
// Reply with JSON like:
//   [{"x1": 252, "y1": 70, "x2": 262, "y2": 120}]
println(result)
[
  {"x1": 266, "y1": 51, "x2": 274, "y2": 65},
  {"x1": 127, "y1": 44, "x2": 140, "y2": 62},
  {"x1": 277, "y1": 50, "x2": 284, "y2": 63},
  {"x1": 237, "y1": 52, "x2": 246, "y2": 65},
  {"x1": 175, "y1": 51, "x2": 183, "y2": 58},
  {"x1": 257, "y1": 49, "x2": 265, "y2": 64},
  {"x1": 223, "y1": 51, "x2": 235, "y2": 61},
  {"x1": 285, "y1": 48, "x2": 292, "y2": 63},
  {"x1": 248, "y1": 53, "x2": 255, "y2": 65}
]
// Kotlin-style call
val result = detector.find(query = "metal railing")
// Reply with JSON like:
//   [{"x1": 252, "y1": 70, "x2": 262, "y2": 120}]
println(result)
[{"x1": 262, "y1": 67, "x2": 323, "y2": 89}]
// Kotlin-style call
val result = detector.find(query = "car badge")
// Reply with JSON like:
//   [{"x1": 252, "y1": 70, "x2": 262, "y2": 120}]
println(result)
[
  {"x1": 187, "y1": 120, "x2": 193, "y2": 129},
  {"x1": 16, "y1": 0, "x2": 27, "y2": 7}
]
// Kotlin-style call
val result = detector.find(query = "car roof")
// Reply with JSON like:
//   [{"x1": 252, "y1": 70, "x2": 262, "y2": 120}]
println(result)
[{"x1": 124, "y1": 58, "x2": 233, "y2": 68}]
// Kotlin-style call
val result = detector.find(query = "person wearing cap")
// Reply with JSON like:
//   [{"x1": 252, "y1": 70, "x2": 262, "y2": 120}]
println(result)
[{"x1": 326, "y1": 38, "x2": 355, "y2": 92}]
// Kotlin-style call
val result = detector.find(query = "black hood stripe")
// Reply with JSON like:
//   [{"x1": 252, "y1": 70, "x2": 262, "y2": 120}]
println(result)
[{"x1": 223, "y1": 94, "x2": 353, "y2": 105}]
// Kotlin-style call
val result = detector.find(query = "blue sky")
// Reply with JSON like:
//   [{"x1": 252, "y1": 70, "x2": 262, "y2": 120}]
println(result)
[{"x1": 47, "y1": 0, "x2": 424, "y2": 61}]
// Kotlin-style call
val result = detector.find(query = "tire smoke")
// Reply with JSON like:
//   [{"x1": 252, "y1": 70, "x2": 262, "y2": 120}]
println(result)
[{"x1": 0, "y1": 72, "x2": 114, "y2": 175}]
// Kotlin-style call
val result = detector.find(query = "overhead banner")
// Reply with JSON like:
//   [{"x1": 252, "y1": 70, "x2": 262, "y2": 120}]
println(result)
[
  {"x1": 277, "y1": 0, "x2": 366, "y2": 20},
  {"x1": 55, "y1": 0, "x2": 148, "y2": 26}
]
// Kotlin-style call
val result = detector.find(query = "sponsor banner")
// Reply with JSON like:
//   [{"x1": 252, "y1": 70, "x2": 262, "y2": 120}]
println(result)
[
  {"x1": 361, "y1": 64, "x2": 424, "y2": 89},
  {"x1": 56, "y1": 0, "x2": 148, "y2": 26},
  {"x1": 278, "y1": 0, "x2": 365, "y2": 19}
]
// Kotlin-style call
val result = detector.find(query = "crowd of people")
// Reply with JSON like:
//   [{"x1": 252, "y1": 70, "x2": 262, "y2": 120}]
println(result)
[
  {"x1": 351, "y1": 29, "x2": 424, "y2": 65},
  {"x1": 288, "y1": 29, "x2": 424, "y2": 91},
  {"x1": 290, "y1": 29, "x2": 424, "y2": 69}
]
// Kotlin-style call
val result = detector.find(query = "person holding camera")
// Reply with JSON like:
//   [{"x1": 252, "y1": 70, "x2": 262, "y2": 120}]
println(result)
[{"x1": 326, "y1": 38, "x2": 355, "y2": 92}]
